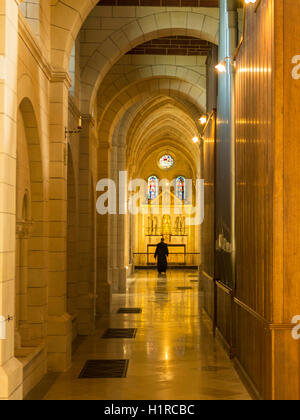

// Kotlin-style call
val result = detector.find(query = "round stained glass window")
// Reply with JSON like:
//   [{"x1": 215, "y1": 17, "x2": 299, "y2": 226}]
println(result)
[{"x1": 159, "y1": 155, "x2": 174, "y2": 170}]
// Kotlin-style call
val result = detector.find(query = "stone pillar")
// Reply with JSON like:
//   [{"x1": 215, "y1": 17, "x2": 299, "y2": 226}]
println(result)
[
  {"x1": 0, "y1": 0, "x2": 23, "y2": 400},
  {"x1": 47, "y1": 73, "x2": 72, "y2": 372},
  {"x1": 116, "y1": 145, "x2": 127, "y2": 292},
  {"x1": 77, "y1": 116, "x2": 95, "y2": 335},
  {"x1": 96, "y1": 142, "x2": 111, "y2": 315},
  {"x1": 108, "y1": 145, "x2": 127, "y2": 294},
  {"x1": 15, "y1": 221, "x2": 33, "y2": 347}
]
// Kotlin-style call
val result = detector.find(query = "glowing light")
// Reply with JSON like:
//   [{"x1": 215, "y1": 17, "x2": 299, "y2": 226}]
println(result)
[
  {"x1": 199, "y1": 116, "x2": 207, "y2": 125},
  {"x1": 78, "y1": 116, "x2": 82, "y2": 130},
  {"x1": 245, "y1": 0, "x2": 256, "y2": 4},
  {"x1": 215, "y1": 61, "x2": 226, "y2": 73},
  {"x1": 192, "y1": 136, "x2": 199, "y2": 143}
]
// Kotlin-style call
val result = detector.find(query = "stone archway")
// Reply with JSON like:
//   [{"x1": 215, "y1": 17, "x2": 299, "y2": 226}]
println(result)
[
  {"x1": 15, "y1": 97, "x2": 47, "y2": 397},
  {"x1": 80, "y1": 8, "x2": 219, "y2": 112},
  {"x1": 51, "y1": 2, "x2": 219, "y2": 72}
]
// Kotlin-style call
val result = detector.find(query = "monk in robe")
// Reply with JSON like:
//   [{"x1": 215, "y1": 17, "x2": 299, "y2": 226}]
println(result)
[{"x1": 154, "y1": 238, "x2": 169, "y2": 275}]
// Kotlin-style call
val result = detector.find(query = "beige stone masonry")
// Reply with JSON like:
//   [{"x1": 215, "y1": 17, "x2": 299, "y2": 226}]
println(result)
[{"x1": 0, "y1": 0, "x2": 23, "y2": 400}]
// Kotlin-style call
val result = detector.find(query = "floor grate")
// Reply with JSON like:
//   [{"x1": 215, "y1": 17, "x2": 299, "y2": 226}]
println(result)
[
  {"x1": 117, "y1": 308, "x2": 142, "y2": 314},
  {"x1": 102, "y1": 328, "x2": 137, "y2": 339},
  {"x1": 79, "y1": 360, "x2": 129, "y2": 379},
  {"x1": 177, "y1": 286, "x2": 193, "y2": 290}
]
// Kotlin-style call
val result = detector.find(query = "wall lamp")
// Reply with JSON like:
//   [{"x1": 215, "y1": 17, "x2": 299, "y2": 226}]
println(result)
[
  {"x1": 215, "y1": 57, "x2": 236, "y2": 73},
  {"x1": 215, "y1": 61, "x2": 227, "y2": 73},
  {"x1": 65, "y1": 116, "x2": 83, "y2": 138},
  {"x1": 199, "y1": 115, "x2": 208, "y2": 125}
]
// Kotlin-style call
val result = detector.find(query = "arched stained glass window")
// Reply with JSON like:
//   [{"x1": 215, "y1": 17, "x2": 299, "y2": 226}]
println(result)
[
  {"x1": 176, "y1": 176, "x2": 185, "y2": 200},
  {"x1": 148, "y1": 176, "x2": 159, "y2": 200}
]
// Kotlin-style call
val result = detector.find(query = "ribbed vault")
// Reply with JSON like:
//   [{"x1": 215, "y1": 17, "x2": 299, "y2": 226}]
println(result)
[{"x1": 97, "y1": 76, "x2": 202, "y2": 180}]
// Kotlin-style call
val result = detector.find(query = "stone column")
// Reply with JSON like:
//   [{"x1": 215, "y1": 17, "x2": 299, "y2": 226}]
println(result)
[
  {"x1": 108, "y1": 144, "x2": 127, "y2": 293},
  {"x1": 77, "y1": 115, "x2": 95, "y2": 335},
  {"x1": 116, "y1": 145, "x2": 127, "y2": 292},
  {"x1": 47, "y1": 72, "x2": 72, "y2": 372},
  {"x1": 96, "y1": 142, "x2": 111, "y2": 315},
  {"x1": 0, "y1": 0, "x2": 23, "y2": 400},
  {"x1": 15, "y1": 221, "x2": 33, "y2": 347}
]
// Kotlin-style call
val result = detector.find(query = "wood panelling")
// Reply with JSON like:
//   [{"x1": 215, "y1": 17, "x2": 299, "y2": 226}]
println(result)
[
  {"x1": 235, "y1": 0, "x2": 274, "y2": 319},
  {"x1": 201, "y1": 272, "x2": 214, "y2": 319},
  {"x1": 234, "y1": 302, "x2": 271, "y2": 400},
  {"x1": 234, "y1": 0, "x2": 300, "y2": 400},
  {"x1": 216, "y1": 284, "x2": 232, "y2": 349},
  {"x1": 201, "y1": 0, "x2": 300, "y2": 400},
  {"x1": 235, "y1": 0, "x2": 274, "y2": 399},
  {"x1": 282, "y1": 0, "x2": 300, "y2": 322}
]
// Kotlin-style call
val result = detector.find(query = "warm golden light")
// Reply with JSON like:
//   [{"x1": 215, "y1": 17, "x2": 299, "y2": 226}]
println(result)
[
  {"x1": 245, "y1": 0, "x2": 256, "y2": 4},
  {"x1": 215, "y1": 62, "x2": 226, "y2": 73},
  {"x1": 192, "y1": 136, "x2": 199, "y2": 143},
  {"x1": 78, "y1": 116, "x2": 82, "y2": 130},
  {"x1": 199, "y1": 116, "x2": 207, "y2": 125}
]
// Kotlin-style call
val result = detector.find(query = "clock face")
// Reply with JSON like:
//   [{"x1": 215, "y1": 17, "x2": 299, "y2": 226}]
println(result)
[{"x1": 159, "y1": 155, "x2": 174, "y2": 170}]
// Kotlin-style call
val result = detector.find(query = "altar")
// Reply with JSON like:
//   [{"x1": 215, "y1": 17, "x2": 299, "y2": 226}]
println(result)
[{"x1": 133, "y1": 190, "x2": 200, "y2": 268}]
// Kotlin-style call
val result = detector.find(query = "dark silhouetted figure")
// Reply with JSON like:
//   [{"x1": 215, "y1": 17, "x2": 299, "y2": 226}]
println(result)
[{"x1": 154, "y1": 238, "x2": 169, "y2": 275}]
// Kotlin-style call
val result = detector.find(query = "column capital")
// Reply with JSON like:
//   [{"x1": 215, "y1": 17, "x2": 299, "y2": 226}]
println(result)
[{"x1": 50, "y1": 70, "x2": 72, "y2": 89}]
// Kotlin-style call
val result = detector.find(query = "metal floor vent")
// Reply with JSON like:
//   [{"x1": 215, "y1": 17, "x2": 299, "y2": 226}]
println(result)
[
  {"x1": 102, "y1": 328, "x2": 137, "y2": 339},
  {"x1": 117, "y1": 308, "x2": 142, "y2": 314},
  {"x1": 177, "y1": 286, "x2": 193, "y2": 290},
  {"x1": 79, "y1": 360, "x2": 129, "y2": 379}
]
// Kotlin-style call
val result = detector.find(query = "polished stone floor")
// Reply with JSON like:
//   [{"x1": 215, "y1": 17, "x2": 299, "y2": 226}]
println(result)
[{"x1": 28, "y1": 270, "x2": 251, "y2": 400}]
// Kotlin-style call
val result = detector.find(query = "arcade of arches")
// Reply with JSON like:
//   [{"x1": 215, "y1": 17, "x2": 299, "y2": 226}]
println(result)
[{"x1": 0, "y1": 0, "x2": 300, "y2": 401}]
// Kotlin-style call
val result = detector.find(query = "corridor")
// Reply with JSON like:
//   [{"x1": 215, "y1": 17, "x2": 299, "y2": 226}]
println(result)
[
  {"x1": 2, "y1": 0, "x2": 300, "y2": 401},
  {"x1": 27, "y1": 271, "x2": 250, "y2": 401}
]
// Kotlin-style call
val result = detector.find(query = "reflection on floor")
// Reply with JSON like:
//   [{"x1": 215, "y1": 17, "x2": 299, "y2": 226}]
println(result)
[{"x1": 27, "y1": 270, "x2": 251, "y2": 400}]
